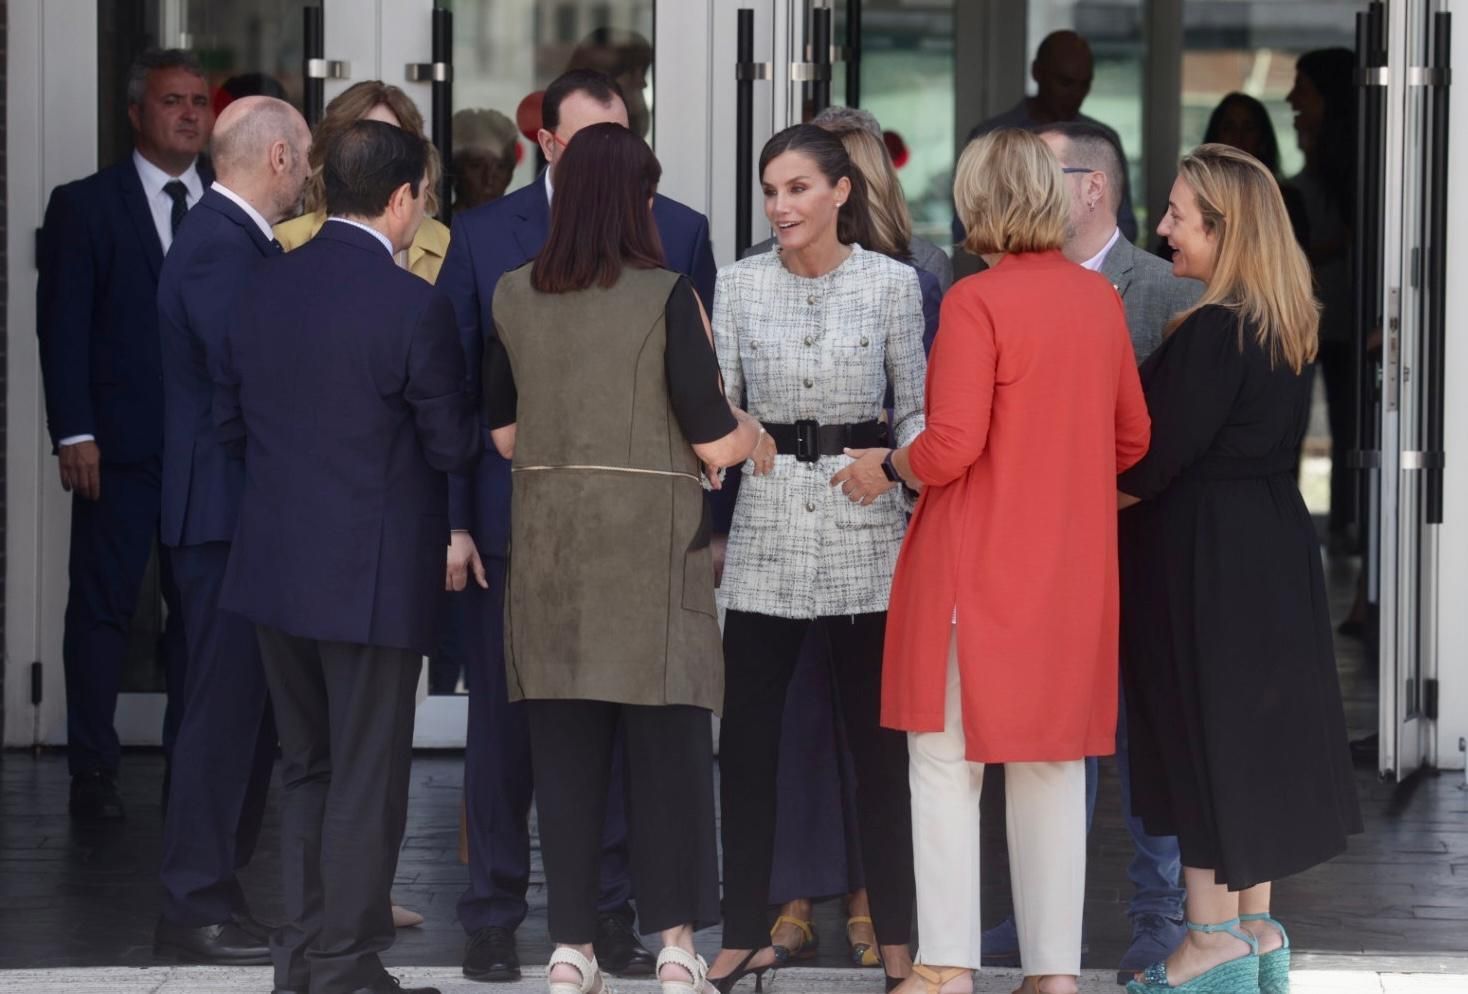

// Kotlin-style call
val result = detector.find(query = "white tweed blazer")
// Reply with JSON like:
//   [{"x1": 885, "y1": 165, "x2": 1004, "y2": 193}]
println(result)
[{"x1": 714, "y1": 245, "x2": 927, "y2": 619}]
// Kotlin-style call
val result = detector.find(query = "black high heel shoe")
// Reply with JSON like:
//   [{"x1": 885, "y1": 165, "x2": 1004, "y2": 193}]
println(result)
[{"x1": 709, "y1": 948, "x2": 776, "y2": 994}]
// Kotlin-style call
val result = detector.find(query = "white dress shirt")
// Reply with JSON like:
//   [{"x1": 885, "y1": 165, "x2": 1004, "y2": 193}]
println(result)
[
  {"x1": 325, "y1": 216, "x2": 395, "y2": 256},
  {"x1": 1080, "y1": 226, "x2": 1122, "y2": 273},
  {"x1": 210, "y1": 181, "x2": 276, "y2": 241},
  {"x1": 57, "y1": 152, "x2": 204, "y2": 448},
  {"x1": 132, "y1": 150, "x2": 204, "y2": 255}
]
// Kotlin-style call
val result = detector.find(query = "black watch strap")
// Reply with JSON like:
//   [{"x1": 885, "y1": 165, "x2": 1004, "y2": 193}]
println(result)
[{"x1": 882, "y1": 449, "x2": 901, "y2": 483}]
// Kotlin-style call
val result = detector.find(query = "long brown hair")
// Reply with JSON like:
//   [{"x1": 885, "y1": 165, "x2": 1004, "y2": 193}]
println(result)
[
  {"x1": 1171, "y1": 143, "x2": 1319, "y2": 372},
  {"x1": 302, "y1": 81, "x2": 440, "y2": 215},
  {"x1": 531, "y1": 124, "x2": 665, "y2": 293}
]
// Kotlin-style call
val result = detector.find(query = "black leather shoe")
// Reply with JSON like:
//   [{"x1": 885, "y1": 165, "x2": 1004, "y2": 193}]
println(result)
[
  {"x1": 153, "y1": 917, "x2": 272, "y2": 964},
  {"x1": 346, "y1": 973, "x2": 441, "y2": 994},
  {"x1": 70, "y1": 771, "x2": 126, "y2": 822},
  {"x1": 595, "y1": 911, "x2": 655, "y2": 977},
  {"x1": 231, "y1": 909, "x2": 276, "y2": 943},
  {"x1": 464, "y1": 925, "x2": 520, "y2": 982}
]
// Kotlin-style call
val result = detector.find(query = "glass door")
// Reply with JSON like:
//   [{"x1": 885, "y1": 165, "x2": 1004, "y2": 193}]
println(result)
[{"x1": 1374, "y1": 0, "x2": 1449, "y2": 780}]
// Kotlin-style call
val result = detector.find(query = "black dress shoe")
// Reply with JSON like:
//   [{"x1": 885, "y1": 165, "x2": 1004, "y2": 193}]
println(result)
[
  {"x1": 464, "y1": 925, "x2": 520, "y2": 982},
  {"x1": 231, "y1": 909, "x2": 276, "y2": 943},
  {"x1": 153, "y1": 917, "x2": 272, "y2": 964},
  {"x1": 594, "y1": 911, "x2": 655, "y2": 977},
  {"x1": 70, "y1": 771, "x2": 126, "y2": 822},
  {"x1": 346, "y1": 973, "x2": 440, "y2": 994}
]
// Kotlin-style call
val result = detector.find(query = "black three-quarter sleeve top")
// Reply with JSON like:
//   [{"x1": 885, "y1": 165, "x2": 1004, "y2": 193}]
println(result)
[{"x1": 483, "y1": 275, "x2": 735, "y2": 444}]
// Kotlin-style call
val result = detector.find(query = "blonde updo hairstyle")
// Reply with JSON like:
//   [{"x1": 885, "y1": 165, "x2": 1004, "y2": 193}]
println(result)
[
  {"x1": 303, "y1": 80, "x2": 441, "y2": 216},
  {"x1": 953, "y1": 127, "x2": 1067, "y2": 257}
]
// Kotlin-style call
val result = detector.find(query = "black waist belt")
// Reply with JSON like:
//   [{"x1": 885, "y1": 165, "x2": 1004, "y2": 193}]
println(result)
[{"x1": 763, "y1": 419, "x2": 889, "y2": 462}]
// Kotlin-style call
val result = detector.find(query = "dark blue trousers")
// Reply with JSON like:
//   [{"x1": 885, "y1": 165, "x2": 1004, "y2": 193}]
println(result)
[
  {"x1": 159, "y1": 541, "x2": 277, "y2": 926},
  {"x1": 458, "y1": 557, "x2": 632, "y2": 933},
  {"x1": 770, "y1": 627, "x2": 863, "y2": 903},
  {"x1": 62, "y1": 457, "x2": 186, "y2": 775}
]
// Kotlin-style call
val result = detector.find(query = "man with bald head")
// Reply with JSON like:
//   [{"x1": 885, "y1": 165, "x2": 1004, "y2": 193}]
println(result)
[
  {"x1": 154, "y1": 95, "x2": 311, "y2": 967},
  {"x1": 963, "y1": 30, "x2": 1138, "y2": 241}
]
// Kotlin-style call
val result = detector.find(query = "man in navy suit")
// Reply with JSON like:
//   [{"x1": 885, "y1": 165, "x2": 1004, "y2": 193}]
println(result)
[
  {"x1": 435, "y1": 68, "x2": 717, "y2": 983},
  {"x1": 36, "y1": 49, "x2": 213, "y2": 822},
  {"x1": 153, "y1": 96, "x2": 313, "y2": 967},
  {"x1": 219, "y1": 120, "x2": 477, "y2": 994}
]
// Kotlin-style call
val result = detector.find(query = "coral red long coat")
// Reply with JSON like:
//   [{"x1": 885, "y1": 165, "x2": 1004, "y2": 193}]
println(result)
[{"x1": 880, "y1": 251, "x2": 1150, "y2": 762}]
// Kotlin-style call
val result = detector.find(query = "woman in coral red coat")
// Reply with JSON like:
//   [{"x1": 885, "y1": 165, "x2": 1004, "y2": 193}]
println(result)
[{"x1": 837, "y1": 128, "x2": 1149, "y2": 994}]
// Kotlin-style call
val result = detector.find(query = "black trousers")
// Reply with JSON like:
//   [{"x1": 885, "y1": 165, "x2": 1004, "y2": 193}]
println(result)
[
  {"x1": 1317, "y1": 340, "x2": 1359, "y2": 535},
  {"x1": 160, "y1": 542, "x2": 276, "y2": 926},
  {"x1": 719, "y1": 610, "x2": 914, "y2": 949},
  {"x1": 526, "y1": 700, "x2": 720, "y2": 944},
  {"x1": 62, "y1": 457, "x2": 186, "y2": 775},
  {"x1": 256, "y1": 625, "x2": 420, "y2": 994}
]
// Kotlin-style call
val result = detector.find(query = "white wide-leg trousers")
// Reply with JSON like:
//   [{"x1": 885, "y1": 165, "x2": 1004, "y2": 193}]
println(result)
[{"x1": 908, "y1": 627, "x2": 1087, "y2": 976}]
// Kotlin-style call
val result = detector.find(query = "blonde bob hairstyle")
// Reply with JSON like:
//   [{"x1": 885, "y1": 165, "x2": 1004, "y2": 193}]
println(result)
[
  {"x1": 303, "y1": 80, "x2": 441, "y2": 215},
  {"x1": 1171, "y1": 143, "x2": 1319, "y2": 373},
  {"x1": 954, "y1": 128, "x2": 1067, "y2": 257}
]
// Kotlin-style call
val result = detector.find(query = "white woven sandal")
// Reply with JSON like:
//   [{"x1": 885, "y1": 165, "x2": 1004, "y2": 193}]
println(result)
[
  {"x1": 656, "y1": 945, "x2": 712, "y2": 994},
  {"x1": 547, "y1": 946, "x2": 609, "y2": 994}
]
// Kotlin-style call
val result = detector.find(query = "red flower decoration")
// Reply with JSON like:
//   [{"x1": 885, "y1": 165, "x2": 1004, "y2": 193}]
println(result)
[{"x1": 884, "y1": 130, "x2": 910, "y2": 169}]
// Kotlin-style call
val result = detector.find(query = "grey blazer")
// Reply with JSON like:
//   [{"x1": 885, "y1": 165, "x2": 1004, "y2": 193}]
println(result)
[
  {"x1": 744, "y1": 234, "x2": 953, "y2": 293},
  {"x1": 1100, "y1": 236, "x2": 1203, "y2": 363}
]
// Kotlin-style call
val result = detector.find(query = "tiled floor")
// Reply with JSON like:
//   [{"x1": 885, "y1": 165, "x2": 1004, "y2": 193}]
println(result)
[{"x1": 3, "y1": 552, "x2": 1468, "y2": 987}]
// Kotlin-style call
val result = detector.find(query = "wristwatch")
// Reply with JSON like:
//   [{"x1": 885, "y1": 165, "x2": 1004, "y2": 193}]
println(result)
[{"x1": 881, "y1": 449, "x2": 901, "y2": 483}]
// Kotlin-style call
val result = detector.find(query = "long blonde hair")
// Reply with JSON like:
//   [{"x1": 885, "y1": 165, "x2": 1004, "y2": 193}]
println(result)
[
  {"x1": 1172, "y1": 143, "x2": 1319, "y2": 372},
  {"x1": 827, "y1": 126, "x2": 913, "y2": 261},
  {"x1": 303, "y1": 81, "x2": 440, "y2": 215}
]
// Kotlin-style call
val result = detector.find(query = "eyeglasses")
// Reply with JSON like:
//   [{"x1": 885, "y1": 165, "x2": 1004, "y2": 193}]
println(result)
[{"x1": 1061, "y1": 167, "x2": 1097, "y2": 175}]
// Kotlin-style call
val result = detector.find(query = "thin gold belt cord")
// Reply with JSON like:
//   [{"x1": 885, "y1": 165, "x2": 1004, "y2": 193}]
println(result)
[{"x1": 513, "y1": 464, "x2": 702, "y2": 485}]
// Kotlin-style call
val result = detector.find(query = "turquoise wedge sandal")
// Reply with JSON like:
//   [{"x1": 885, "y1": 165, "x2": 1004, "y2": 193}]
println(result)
[
  {"x1": 1240, "y1": 914, "x2": 1290, "y2": 994},
  {"x1": 1124, "y1": 918, "x2": 1260, "y2": 994}
]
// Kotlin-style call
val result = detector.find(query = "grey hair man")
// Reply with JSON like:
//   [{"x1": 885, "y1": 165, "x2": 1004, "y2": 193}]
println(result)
[
  {"x1": 152, "y1": 95, "x2": 312, "y2": 968},
  {"x1": 1039, "y1": 118, "x2": 1199, "y2": 984}
]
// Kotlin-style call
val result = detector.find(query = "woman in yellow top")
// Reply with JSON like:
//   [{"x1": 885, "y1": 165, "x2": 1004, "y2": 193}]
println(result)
[
  {"x1": 274, "y1": 80, "x2": 450, "y2": 932},
  {"x1": 275, "y1": 80, "x2": 450, "y2": 282}
]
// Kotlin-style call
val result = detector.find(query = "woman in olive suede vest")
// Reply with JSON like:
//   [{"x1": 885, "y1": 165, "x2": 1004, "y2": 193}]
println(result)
[{"x1": 481, "y1": 123, "x2": 759, "y2": 994}]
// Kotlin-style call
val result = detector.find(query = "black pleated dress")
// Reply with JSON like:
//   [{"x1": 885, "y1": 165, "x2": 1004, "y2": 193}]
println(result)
[{"x1": 1118, "y1": 304, "x2": 1362, "y2": 891}]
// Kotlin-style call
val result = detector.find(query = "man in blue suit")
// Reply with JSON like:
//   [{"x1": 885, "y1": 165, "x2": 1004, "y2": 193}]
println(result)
[
  {"x1": 219, "y1": 120, "x2": 478, "y2": 994},
  {"x1": 153, "y1": 96, "x2": 313, "y2": 967},
  {"x1": 36, "y1": 49, "x2": 213, "y2": 822},
  {"x1": 435, "y1": 68, "x2": 717, "y2": 983}
]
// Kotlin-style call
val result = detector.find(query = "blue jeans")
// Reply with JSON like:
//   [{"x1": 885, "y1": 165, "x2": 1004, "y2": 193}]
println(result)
[{"x1": 1087, "y1": 688, "x2": 1184, "y2": 920}]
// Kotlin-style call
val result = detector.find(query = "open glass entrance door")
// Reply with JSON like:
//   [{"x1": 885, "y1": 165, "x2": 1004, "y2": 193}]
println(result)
[{"x1": 1369, "y1": 0, "x2": 1451, "y2": 781}]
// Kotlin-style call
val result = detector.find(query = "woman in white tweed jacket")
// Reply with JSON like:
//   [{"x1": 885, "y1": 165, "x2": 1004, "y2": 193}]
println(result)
[{"x1": 706, "y1": 124, "x2": 926, "y2": 994}]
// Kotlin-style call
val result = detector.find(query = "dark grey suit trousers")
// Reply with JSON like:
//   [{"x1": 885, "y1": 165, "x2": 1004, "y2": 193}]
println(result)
[{"x1": 256, "y1": 625, "x2": 420, "y2": 994}]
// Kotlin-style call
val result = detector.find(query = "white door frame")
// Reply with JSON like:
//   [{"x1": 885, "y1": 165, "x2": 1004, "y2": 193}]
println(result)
[{"x1": 4, "y1": 0, "x2": 99, "y2": 748}]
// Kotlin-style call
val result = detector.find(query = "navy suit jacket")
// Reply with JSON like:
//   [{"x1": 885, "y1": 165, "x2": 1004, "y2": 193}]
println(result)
[
  {"x1": 435, "y1": 174, "x2": 717, "y2": 557},
  {"x1": 37, "y1": 157, "x2": 213, "y2": 464},
  {"x1": 219, "y1": 221, "x2": 480, "y2": 654},
  {"x1": 158, "y1": 189, "x2": 280, "y2": 548}
]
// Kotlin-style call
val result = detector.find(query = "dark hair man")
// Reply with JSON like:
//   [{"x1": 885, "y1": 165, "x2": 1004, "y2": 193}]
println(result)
[
  {"x1": 152, "y1": 95, "x2": 312, "y2": 967},
  {"x1": 217, "y1": 119, "x2": 478, "y2": 994},
  {"x1": 37, "y1": 47, "x2": 213, "y2": 823},
  {"x1": 435, "y1": 67, "x2": 717, "y2": 984}
]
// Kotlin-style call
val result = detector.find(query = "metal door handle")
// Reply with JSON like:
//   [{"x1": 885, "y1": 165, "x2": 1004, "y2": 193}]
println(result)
[
  {"x1": 306, "y1": 59, "x2": 351, "y2": 80},
  {"x1": 406, "y1": 62, "x2": 453, "y2": 83}
]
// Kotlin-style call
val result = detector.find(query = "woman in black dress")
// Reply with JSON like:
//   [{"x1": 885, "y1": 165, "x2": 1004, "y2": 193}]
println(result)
[{"x1": 1119, "y1": 143, "x2": 1361, "y2": 994}]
